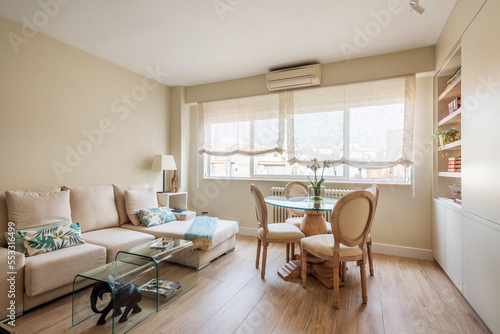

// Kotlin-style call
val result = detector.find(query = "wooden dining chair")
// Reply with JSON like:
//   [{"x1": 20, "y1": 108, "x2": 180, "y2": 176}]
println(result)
[
  {"x1": 250, "y1": 184, "x2": 305, "y2": 279},
  {"x1": 284, "y1": 181, "x2": 308, "y2": 229},
  {"x1": 300, "y1": 189, "x2": 376, "y2": 308},
  {"x1": 284, "y1": 181, "x2": 332, "y2": 234},
  {"x1": 361, "y1": 184, "x2": 379, "y2": 276}
]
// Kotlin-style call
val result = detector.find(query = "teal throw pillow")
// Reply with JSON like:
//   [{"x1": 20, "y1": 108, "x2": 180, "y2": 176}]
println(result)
[
  {"x1": 18, "y1": 222, "x2": 85, "y2": 257},
  {"x1": 138, "y1": 207, "x2": 177, "y2": 227},
  {"x1": 4, "y1": 219, "x2": 72, "y2": 253}
]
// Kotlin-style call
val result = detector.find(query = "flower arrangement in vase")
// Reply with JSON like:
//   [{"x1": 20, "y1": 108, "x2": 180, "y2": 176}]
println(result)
[{"x1": 306, "y1": 158, "x2": 332, "y2": 201}]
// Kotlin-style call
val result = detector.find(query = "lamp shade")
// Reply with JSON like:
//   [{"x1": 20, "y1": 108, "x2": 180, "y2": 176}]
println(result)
[{"x1": 151, "y1": 155, "x2": 177, "y2": 171}]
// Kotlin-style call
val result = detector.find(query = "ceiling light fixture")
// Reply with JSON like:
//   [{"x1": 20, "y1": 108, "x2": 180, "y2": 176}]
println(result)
[{"x1": 410, "y1": 0, "x2": 425, "y2": 15}]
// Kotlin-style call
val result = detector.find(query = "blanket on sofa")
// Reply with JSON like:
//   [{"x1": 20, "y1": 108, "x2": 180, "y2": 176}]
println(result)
[{"x1": 184, "y1": 216, "x2": 218, "y2": 248}]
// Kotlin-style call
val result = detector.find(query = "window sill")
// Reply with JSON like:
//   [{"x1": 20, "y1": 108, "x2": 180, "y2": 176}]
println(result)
[{"x1": 202, "y1": 176, "x2": 411, "y2": 187}]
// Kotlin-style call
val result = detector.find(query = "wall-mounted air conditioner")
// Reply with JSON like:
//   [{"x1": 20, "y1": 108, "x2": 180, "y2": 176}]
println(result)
[{"x1": 266, "y1": 64, "x2": 321, "y2": 91}]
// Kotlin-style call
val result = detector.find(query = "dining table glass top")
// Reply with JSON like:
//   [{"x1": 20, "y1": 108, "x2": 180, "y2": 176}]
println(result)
[{"x1": 264, "y1": 195, "x2": 338, "y2": 211}]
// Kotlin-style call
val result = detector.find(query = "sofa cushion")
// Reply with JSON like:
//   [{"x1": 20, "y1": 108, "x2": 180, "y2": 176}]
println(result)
[
  {"x1": 63, "y1": 185, "x2": 119, "y2": 233},
  {"x1": 121, "y1": 219, "x2": 239, "y2": 250},
  {"x1": 20, "y1": 222, "x2": 85, "y2": 257},
  {"x1": 6, "y1": 190, "x2": 71, "y2": 230},
  {"x1": 6, "y1": 219, "x2": 72, "y2": 253},
  {"x1": 138, "y1": 207, "x2": 177, "y2": 227},
  {"x1": 112, "y1": 183, "x2": 149, "y2": 225},
  {"x1": 24, "y1": 243, "x2": 106, "y2": 297},
  {"x1": 124, "y1": 187, "x2": 158, "y2": 226},
  {"x1": 82, "y1": 227, "x2": 155, "y2": 262}
]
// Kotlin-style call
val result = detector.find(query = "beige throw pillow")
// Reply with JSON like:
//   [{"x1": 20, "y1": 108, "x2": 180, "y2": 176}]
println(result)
[
  {"x1": 112, "y1": 183, "x2": 149, "y2": 225},
  {"x1": 6, "y1": 190, "x2": 71, "y2": 230},
  {"x1": 124, "y1": 187, "x2": 158, "y2": 226},
  {"x1": 62, "y1": 185, "x2": 119, "y2": 233}
]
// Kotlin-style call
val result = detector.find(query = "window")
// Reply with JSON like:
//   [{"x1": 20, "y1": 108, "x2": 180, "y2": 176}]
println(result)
[{"x1": 199, "y1": 75, "x2": 415, "y2": 183}]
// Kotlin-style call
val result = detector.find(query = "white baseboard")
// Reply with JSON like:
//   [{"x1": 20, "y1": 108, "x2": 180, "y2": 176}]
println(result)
[
  {"x1": 237, "y1": 228, "x2": 433, "y2": 261},
  {"x1": 371, "y1": 243, "x2": 433, "y2": 261},
  {"x1": 237, "y1": 226, "x2": 257, "y2": 236}
]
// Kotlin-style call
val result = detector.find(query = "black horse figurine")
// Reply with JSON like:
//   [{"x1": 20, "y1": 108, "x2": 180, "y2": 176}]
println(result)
[{"x1": 90, "y1": 281, "x2": 142, "y2": 325}]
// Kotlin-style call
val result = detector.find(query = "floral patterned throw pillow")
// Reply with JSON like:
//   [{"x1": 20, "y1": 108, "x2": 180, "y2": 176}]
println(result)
[
  {"x1": 18, "y1": 222, "x2": 85, "y2": 257},
  {"x1": 138, "y1": 207, "x2": 177, "y2": 227}
]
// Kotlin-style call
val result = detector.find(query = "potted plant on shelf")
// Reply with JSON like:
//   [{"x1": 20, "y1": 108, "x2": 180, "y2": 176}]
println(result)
[
  {"x1": 428, "y1": 128, "x2": 460, "y2": 151},
  {"x1": 306, "y1": 158, "x2": 332, "y2": 201}
]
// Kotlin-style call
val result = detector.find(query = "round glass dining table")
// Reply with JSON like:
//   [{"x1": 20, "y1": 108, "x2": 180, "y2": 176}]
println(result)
[
  {"x1": 264, "y1": 194, "x2": 339, "y2": 286},
  {"x1": 264, "y1": 195, "x2": 338, "y2": 236}
]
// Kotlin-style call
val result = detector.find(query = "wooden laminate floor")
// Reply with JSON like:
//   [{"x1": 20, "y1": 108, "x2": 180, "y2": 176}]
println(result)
[{"x1": 8, "y1": 235, "x2": 491, "y2": 334}]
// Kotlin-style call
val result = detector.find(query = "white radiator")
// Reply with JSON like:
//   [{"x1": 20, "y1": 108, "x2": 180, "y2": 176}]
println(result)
[{"x1": 270, "y1": 186, "x2": 353, "y2": 223}]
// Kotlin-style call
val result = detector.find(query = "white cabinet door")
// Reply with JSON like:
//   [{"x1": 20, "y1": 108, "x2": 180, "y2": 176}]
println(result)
[
  {"x1": 445, "y1": 209, "x2": 463, "y2": 292},
  {"x1": 463, "y1": 216, "x2": 500, "y2": 334},
  {"x1": 432, "y1": 200, "x2": 446, "y2": 268}
]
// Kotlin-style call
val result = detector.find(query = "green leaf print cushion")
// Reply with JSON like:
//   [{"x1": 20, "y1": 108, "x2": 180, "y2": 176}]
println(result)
[
  {"x1": 18, "y1": 222, "x2": 85, "y2": 257},
  {"x1": 138, "y1": 207, "x2": 177, "y2": 227}
]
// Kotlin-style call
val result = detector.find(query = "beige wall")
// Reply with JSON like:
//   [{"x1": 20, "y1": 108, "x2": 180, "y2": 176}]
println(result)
[
  {"x1": 0, "y1": 17, "x2": 170, "y2": 191},
  {"x1": 435, "y1": 0, "x2": 486, "y2": 70},
  {"x1": 187, "y1": 70, "x2": 434, "y2": 251},
  {"x1": 186, "y1": 46, "x2": 434, "y2": 104}
]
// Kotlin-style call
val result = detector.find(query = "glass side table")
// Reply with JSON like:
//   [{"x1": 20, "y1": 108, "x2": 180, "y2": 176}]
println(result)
[{"x1": 72, "y1": 238, "x2": 198, "y2": 333}]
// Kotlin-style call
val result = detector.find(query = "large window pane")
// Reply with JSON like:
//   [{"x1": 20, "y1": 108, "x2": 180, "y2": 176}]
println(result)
[{"x1": 349, "y1": 104, "x2": 404, "y2": 163}]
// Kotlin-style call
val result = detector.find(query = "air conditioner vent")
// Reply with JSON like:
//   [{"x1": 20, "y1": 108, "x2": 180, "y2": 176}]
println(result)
[{"x1": 266, "y1": 64, "x2": 321, "y2": 91}]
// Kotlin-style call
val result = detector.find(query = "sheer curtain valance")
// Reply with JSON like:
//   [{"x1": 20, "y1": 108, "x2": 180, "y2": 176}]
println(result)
[
  {"x1": 198, "y1": 93, "x2": 285, "y2": 156},
  {"x1": 286, "y1": 75, "x2": 416, "y2": 168},
  {"x1": 198, "y1": 75, "x2": 416, "y2": 168}
]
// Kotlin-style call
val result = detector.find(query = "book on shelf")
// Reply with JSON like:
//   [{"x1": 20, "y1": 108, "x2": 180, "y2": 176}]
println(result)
[
  {"x1": 150, "y1": 238, "x2": 175, "y2": 249},
  {"x1": 448, "y1": 168, "x2": 462, "y2": 172},
  {"x1": 444, "y1": 68, "x2": 461, "y2": 89},
  {"x1": 448, "y1": 156, "x2": 461, "y2": 161},
  {"x1": 139, "y1": 278, "x2": 182, "y2": 299}
]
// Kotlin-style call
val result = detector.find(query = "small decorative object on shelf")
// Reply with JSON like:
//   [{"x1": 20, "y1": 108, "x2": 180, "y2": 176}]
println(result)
[
  {"x1": 306, "y1": 158, "x2": 331, "y2": 204},
  {"x1": 428, "y1": 128, "x2": 460, "y2": 156},
  {"x1": 449, "y1": 182, "x2": 462, "y2": 201},
  {"x1": 90, "y1": 281, "x2": 142, "y2": 325}
]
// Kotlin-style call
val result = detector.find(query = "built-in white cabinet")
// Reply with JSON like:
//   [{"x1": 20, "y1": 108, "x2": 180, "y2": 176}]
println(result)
[
  {"x1": 462, "y1": 215, "x2": 500, "y2": 334},
  {"x1": 444, "y1": 207, "x2": 462, "y2": 292},
  {"x1": 431, "y1": 200, "x2": 446, "y2": 268},
  {"x1": 431, "y1": 198, "x2": 462, "y2": 291}
]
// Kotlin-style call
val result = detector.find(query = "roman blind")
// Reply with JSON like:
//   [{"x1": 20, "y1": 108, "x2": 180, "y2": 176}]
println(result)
[
  {"x1": 198, "y1": 93, "x2": 285, "y2": 156},
  {"x1": 286, "y1": 75, "x2": 416, "y2": 168}
]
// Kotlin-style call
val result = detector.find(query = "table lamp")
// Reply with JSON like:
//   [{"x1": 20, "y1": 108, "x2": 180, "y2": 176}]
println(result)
[{"x1": 151, "y1": 155, "x2": 177, "y2": 192}]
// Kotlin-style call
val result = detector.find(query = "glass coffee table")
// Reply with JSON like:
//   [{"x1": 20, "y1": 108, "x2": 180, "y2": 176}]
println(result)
[{"x1": 72, "y1": 237, "x2": 197, "y2": 334}]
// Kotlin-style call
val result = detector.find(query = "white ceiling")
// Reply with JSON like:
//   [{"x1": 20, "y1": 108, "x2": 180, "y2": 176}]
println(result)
[{"x1": 0, "y1": 0, "x2": 457, "y2": 86}]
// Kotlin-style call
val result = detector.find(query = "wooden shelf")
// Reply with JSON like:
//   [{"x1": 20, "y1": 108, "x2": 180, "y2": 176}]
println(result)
[
  {"x1": 438, "y1": 108, "x2": 461, "y2": 126},
  {"x1": 439, "y1": 172, "x2": 462, "y2": 178},
  {"x1": 440, "y1": 140, "x2": 462, "y2": 151},
  {"x1": 438, "y1": 75, "x2": 461, "y2": 103}
]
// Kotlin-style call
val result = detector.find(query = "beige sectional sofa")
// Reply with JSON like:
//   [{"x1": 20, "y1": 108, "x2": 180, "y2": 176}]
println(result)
[{"x1": 0, "y1": 184, "x2": 239, "y2": 321}]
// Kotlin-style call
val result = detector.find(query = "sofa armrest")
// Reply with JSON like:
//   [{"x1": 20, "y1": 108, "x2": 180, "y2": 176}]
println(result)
[{"x1": 0, "y1": 246, "x2": 25, "y2": 322}]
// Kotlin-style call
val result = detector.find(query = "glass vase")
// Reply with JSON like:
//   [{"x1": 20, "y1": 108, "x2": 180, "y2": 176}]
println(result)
[{"x1": 308, "y1": 185, "x2": 325, "y2": 201}]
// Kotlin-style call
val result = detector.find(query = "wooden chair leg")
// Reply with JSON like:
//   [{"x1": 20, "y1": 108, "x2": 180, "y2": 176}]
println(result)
[
  {"x1": 301, "y1": 244, "x2": 307, "y2": 288},
  {"x1": 291, "y1": 243, "x2": 295, "y2": 259},
  {"x1": 359, "y1": 260, "x2": 368, "y2": 304},
  {"x1": 261, "y1": 243, "x2": 268, "y2": 279},
  {"x1": 343, "y1": 262, "x2": 347, "y2": 282},
  {"x1": 333, "y1": 261, "x2": 340, "y2": 308},
  {"x1": 256, "y1": 238, "x2": 261, "y2": 269},
  {"x1": 286, "y1": 243, "x2": 290, "y2": 262},
  {"x1": 367, "y1": 239, "x2": 374, "y2": 276}
]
